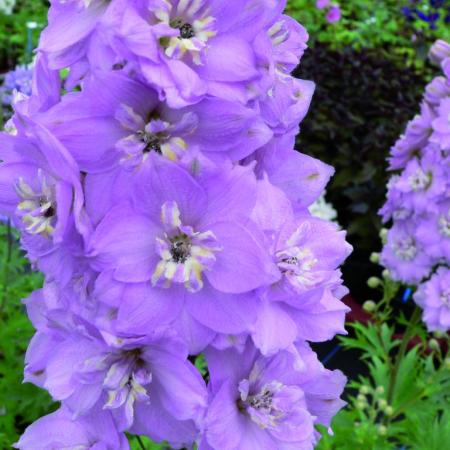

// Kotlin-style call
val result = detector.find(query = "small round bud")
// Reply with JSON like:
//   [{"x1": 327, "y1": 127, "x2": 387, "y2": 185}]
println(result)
[
  {"x1": 355, "y1": 421, "x2": 361, "y2": 427},
  {"x1": 385, "y1": 405, "x2": 394, "y2": 416},
  {"x1": 382, "y1": 269, "x2": 390, "y2": 279},
  {"x1": 377, "y1": 425, "x2": 388, "y2": 436},
  {"x1": 363, "y1": 300, "x2": 376, "y2": 313},
  {"x1": 357, "y1": 394, "x2": 366, "y2": 403},
  {"x1": 380, "y1": 228, "x2": 388, "y2": 241},
  {"x1": 367, "y1": 277, "x2": 381, "y2": 288},
  {"x1": 375, "y1": 386, "x2": 385, "y2": 395},
  {"x1": 378, "y1": 399, "x2": 388, "y2": 409},
  {"x1": 370, "y1": 252, "x2": 380, "y2": 264},
  {"x1": 360, "y1": 385, "x2": 371, "y2": 395},
  {"x1": 428, "y1": 339, "x2": 440, "y2": 352},
  {"x1": 356, "y1": 401, "x2": 366, "y2": 411},
  {"x1": 444, "y1": 357, "x2": 450, "y2": 370},
  {"x1": 433, "y1": 331, "x2": 445, "y2": 339}
]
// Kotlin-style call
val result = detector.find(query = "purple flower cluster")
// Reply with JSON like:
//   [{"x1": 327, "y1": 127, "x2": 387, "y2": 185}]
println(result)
[
  {"x1": 316, "y1": 0, "x2": 342, "y2": 24},
  {"x1": 0, "y1": 65, "x2": 33, "y2": 119},
  {"x1": 380, "y1": 39, "x2": 450, "y2": 332},
  {"x1": 0, "y1": 1, "x2": 351, "y2": 448}
]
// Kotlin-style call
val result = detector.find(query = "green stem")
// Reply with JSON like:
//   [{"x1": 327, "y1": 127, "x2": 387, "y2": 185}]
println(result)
[{"x1": 386, "y1": 306, "x2": 422, "y2": 406}]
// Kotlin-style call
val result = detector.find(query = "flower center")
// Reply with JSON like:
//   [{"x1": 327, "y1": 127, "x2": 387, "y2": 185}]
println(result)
[
  {"x1": 276, "y1": 225, "x2": 324, "y2": 290},
  {"x1": 439, "y1": 214, "x2": 450, "y2": 238},
  {"x1": 440, "y1": 289, "x2": 450, "y2": 307},
  {"x1": 155, "y1": 1, "x2": 217, "y2": 65},
  {"x1": 393, "y1": 237, "x2": 417, "y2": 261},
  {"x1": 239, "y1": 380, "x2": 286, "y2": 430},
  {"x1": 103, "y1": 348, "x2": 152, "y2": 422},
  {"x1": 152, "y1": 201, "x2": 222, "y2": 293},
  {"x1": 170, "y1": 235, "x2": 192, "y2": 263},
  {"x1": 408, "y1": 169, "x2": 432, "y2": 191},
  {"x1": 137, "y1": 131, "x2": 162, "y2": 154},
  {"x1": 174, "y1": 20, "x2": 196, "y2": 39},
  {"x1": 15, "y1": 172, "x2": 56, "y2": 236}
]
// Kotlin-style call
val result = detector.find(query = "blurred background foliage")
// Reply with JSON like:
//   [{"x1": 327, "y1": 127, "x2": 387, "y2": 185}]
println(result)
[{"x1": 1, "y1": 0, "x2": 450, "y2": 448}]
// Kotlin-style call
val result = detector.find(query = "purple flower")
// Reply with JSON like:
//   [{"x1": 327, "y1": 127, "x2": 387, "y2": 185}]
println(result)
[
  {"x1": 389, "y1": 102, "x2": 435, "y2": 170},
  {"x1": 431, "y1": 97, "x2": 450, "y2": 149},
  {"x1": 96, "y1": 0, "x2": 277, "y2": 107},
  {"x1": 8, "y1": 1, "x2": 354, "y2": 446},
  {"x1": 23, "y1": 291, "x2": 207, "y2": 445},
  {"x1": 416, "y1": 200, "x2": 450, "y2": 261},
  {"x1": 414, "y1": 267, "x2": 450, "y2": 332},
  {"x1": 429, "y1": 39, "x2": 450, "y2": 66},
  {"x1": 201, "y1": 340, "x2": 346, "y2": 450},
  {"x1": 38, "y1": 71, "x2": 273, "y2": 173},
  {"x1": 316, "y1": 0, "x2": 331, "y2": 9},
  {"x1": 14, "y1": 406, "x2": 129, "y2": 450},
  {"x1": 0, "y1": 65, "x2": 33, "y2": 105},
  {"x1": 326, "y1": 5, "x2": 342, "y2": 24},
  {"x1": 87, "y1": 158, "x2": 280, "y2": 346},
  {"x1": 381, "y1": 221, "x2": 433, "y2": 284}
]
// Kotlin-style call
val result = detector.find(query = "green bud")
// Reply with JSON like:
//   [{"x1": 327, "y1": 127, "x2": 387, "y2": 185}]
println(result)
[
  {"x1": 382, "y1": 269, "x2": 390, "y2": 279},
  {"x1": 357, "y1": 394, "x2": 366, "y2": 403},
  {"x1": 444, "y1": 357, "x2": 450, "y2": 370},
  {"x1": 356, "y1": 401, "x2": 366, "y2": 411},
  {"x1": 367, "y1": 277, "x2": 381, "y2": 288},
  {"x1": 360, "y1": 385, "x2": 371, "y2": 395},
  {"x1": 375, "y1": 386, "x2": 385, "y2": 395},
  {"x1": 378, "y1": 425, "x2": 388, "y2": 436},
  {"x1": 378, "y1": 399, "x2": 388, "y2": 409},
  {"x1": 428, "y1": 339, "x2": 440, "y2": 351},
  {"x1": 370, "y1": 252, "x2": 380, "y2": 264},
  {"x1": 433, "y1": 331, "x2": 445, "y2": 339},
  {"x1": 385, "y1": 406, "x2": 394, "y2": 416},
  {"x1": 380, "y1": 228, "x2": 388, "y2": 242},
  {"x1": 363, "y1": 300, "x2": 376, "y2": 312}
]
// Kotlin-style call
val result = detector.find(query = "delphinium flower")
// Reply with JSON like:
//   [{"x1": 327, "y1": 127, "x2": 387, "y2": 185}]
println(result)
[
  {"x1": 380, "y1": 40, "x2": 450, "y2": 333},
  {"x1": 414, "y1": 267, "x2": 450, "y2": 332},
  {"x1": 1, "y1": 1, "x2": 352, "y2": 448},
  {"x1": 0, "y1": 64, "x2": 33, "y2": 121}
]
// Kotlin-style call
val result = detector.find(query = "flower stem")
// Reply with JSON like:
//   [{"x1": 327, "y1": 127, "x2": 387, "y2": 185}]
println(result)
[{"x1": 387, "y1": 306, "x2": 422, "y2": 406}]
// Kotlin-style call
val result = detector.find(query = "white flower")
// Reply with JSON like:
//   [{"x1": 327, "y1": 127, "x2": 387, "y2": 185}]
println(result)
[
  {"x1": 0, "y1": 0, "x2": 15, "y2": 15},
  {"x1": 309, "y1": 192, "x2": 339, "y2": 223}
]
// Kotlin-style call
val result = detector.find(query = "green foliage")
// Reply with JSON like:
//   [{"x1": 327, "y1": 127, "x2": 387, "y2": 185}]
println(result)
[
  {"x1": 128, "y1": 435, "x2": 171, "y2": 450},
  {"x1": 0, "y1": 222, "x2": 55, "y2": 448},
  {"x1": 286, "y1": 0, "x2": 450, "y2": 67},
  {"x1": 317, "y1": 272, "x2": 450, "y2": 449},
  {"x1": 0, "y1": 1, "x2": 47, "y2": 68}
]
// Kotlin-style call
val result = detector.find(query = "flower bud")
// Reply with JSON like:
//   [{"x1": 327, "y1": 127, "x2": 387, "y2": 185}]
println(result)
[
  {"x1": 363, "y1": 300, "x2": 376, "y2": 312},
  {"x1": 382, "y1": 269, "x2": 390, "y2": 279},
  {"x1": 377, "y1": 425, "x2": 388, "y2": 436},
  {"x1": 357, "y1": 394, "x2": 366, "y2": 403},
  {"x1": 356, "y1": 401, "x2": 366, "y2": 411},
  {"x1": 428, "y1": 339, "x2": 440, "y2": 352},
  {"x1": 375, "y1": 386, "x2": 385, "y2": 395},
  {"x1": 429, "y1": 39, "x2": 450, "y2": 66},
  {"x1": 360, "y1": 385, "x2": 371, "y2": 395},
  {"x1": 445, "y1": 357, "x2": 450, "y2": 370},
  {"x1": 370, "y1": 252, "x2": 380, "y2": 264},
  {"x1": 379, "y1": 228, "x2": 388, "y2": 242},
  {"x1": 385, "y1": 406, "x2": 394, "y2": 416},
  {"x1": 367, "y1": 277, "x2": 381, "y2": 288},
  {"x1": 378, "y1": 399, "x2": 388, "y2": 409}
]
